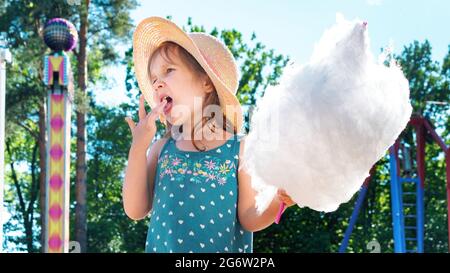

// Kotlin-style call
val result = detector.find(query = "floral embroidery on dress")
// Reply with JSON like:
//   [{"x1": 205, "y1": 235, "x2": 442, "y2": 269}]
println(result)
[{"x1": 158, "y1": 151, "x2": 237, "y2": 185}]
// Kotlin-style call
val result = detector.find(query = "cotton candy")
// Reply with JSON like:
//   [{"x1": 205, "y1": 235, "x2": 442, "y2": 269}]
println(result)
[{"x1": 243, "y1": 14, "x2": 412, "y2": 214}]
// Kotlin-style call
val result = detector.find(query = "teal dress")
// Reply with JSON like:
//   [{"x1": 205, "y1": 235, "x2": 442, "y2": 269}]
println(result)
[{"x1": 145, "y1": 135, "x2": 253, "y2": 253}]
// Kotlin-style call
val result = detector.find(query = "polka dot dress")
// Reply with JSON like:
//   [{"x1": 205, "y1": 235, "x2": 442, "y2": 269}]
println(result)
[{"x1": 145, "y1": 135, "x2": 253, "y2": 253}]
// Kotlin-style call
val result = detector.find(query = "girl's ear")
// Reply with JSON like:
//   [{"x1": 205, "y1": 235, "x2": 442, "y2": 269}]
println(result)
[{"x1": 202, "y1": 76, "x2": 215, "y2": 93}]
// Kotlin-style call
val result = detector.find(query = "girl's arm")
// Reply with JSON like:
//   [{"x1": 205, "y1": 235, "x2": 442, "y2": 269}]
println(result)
[
  {"x1": 122, "y1": 138, "x2": 167, "y2": 220},
  {"x1": 122, "y1": 96, "x2": 168, "y2": 220},
  {"x1": 237, "y1": 138, "x2": 295, "y2": 232}
]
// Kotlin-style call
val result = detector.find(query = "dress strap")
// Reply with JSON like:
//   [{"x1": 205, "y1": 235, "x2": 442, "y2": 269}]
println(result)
[{"x1": 156, "y1": 137, "x2": 172, "y2": 159}]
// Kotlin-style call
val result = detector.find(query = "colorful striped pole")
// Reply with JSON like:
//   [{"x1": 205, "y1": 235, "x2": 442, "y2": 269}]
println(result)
[
  {"x1": 44, "y1": 53, "x2": 72, "y2": 253},
  {"x1": 42, "y1": 18, "x2": 77, "y2": 253}
]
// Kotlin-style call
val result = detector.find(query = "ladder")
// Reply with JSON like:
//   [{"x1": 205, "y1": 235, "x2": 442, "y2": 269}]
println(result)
[
  {"x1": 339, "y1": 115, "x2": 450, "y2": 253},
  {"x1": 389, "y1": 143, "x2": 424, "y2": 253}
]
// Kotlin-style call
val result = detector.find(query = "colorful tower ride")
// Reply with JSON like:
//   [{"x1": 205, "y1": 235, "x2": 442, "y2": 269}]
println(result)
[{"x1": 42, "y1": 18, "x2": 77, "y2": 253}]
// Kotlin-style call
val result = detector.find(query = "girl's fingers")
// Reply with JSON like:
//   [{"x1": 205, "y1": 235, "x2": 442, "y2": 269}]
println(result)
[
  {"x1": 147, "y1": 100, "x2": 167, "y2": 123},
  {"x1": 281, "y1": 196, "x2": 294, "y2": 204},
  {"x1": 125, "y1": 117, "x2": 136, "y2": 131},
  {"x1": 138, "y1": 96, "x2": 147, "y2": 121},
  {"x1": 277, "y1": 189, "x2": 296, "y2": 207},
  {"x1": 280, "y1": 197, "x2": 295, "y2": 207},
  {"x1": 278, "y1": 189, "x2": 286, "y2": 195}
]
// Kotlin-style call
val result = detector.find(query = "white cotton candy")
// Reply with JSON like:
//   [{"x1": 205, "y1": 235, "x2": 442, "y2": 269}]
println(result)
[{"x1": 243, "y1": 14, "x2": 412, "y2": 214}]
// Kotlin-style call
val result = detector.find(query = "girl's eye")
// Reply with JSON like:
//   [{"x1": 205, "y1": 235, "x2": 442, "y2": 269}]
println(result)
[{"x1": 152, "y1": 68, "x2": 174, "y2": 84}]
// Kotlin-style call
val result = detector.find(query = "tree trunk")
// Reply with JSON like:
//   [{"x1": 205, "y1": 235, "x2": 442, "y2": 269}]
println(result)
[
  {"x1": 6, "y1": 141, "x2": 38, "y2": 253},
  {"x1": 75, "y1": 0, "x2": 90, "y2": 253},
  {"x1": 38, "y1": 103, "x2": 47, "y2": 252},
  {"x1": 26, "y1": 142, "x2": 39, "y2": 252},
  {"x1": 24, "y1": 215, "x2": 33, "y2": 252}
]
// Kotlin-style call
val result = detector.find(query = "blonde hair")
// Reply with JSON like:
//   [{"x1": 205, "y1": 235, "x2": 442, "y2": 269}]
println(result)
[{"x1": 148, "y1": 41, "x2": 236, "y2": 151}]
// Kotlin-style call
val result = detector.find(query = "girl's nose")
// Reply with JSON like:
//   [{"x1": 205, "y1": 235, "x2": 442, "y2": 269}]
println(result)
[{"x1": 153, "y1": 79, "x2": 165, "y2": 91}]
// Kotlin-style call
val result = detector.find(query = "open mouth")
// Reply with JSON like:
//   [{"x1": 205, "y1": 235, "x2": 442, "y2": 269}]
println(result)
[{"x1": 161, "y1": 96, "x2": 173, "y2": 114}]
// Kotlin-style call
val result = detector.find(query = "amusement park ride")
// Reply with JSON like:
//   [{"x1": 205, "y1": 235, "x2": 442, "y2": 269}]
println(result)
[{"x1": 340, "y1": 114, "x2": 450, "y2": 253}]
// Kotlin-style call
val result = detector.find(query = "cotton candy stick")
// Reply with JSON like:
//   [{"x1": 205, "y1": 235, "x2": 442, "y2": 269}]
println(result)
[{"x1": 275, "y1": 202, "x2": 286, "y2": 224}]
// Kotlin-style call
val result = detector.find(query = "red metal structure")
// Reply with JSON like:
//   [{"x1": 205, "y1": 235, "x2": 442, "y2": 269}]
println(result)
[
  {"x1": 409, "y1": 114, "x2": 450, "y2": 250},
  {"x1": 340, "y1": 114, "x2": 450, "y2": 252}
]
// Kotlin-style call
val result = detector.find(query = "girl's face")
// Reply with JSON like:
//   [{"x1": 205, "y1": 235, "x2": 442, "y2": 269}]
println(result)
[{"x1": 149, "y1": 48, "x2": 214, "y2": 127}]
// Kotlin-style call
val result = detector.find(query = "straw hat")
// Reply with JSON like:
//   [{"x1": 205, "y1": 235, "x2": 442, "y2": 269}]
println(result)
[{"x1": 133, "y1": 16, "x2": 243, "y2": 131}]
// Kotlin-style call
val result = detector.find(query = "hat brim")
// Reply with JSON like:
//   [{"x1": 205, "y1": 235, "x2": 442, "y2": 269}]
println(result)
[{"x1": 133, "y1": 17, "x2": 243, "y2": 131}]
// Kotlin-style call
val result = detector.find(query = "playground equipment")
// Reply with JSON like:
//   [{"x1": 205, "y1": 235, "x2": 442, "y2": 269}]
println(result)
[
  {"x1": 339, "y1": 114, "x2": 450, "y2": 253},
  {"x1": 0, "y1": 32, "x2": 12, "y2": 253},
  {"x1": 42, "y1": 18, "x2": 77, "y2": 253}
]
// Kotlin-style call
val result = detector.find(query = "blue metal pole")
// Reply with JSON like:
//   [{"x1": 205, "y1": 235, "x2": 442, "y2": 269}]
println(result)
[
  {"x1": 339, "y1": 184, "x2": 369, "y2": 253},
  {"x1": 416, "y1": 180, "x2": 424, "y2": 253},
  {"x1": 389, "y1": 146, "x2": 406, "y2": 253}
]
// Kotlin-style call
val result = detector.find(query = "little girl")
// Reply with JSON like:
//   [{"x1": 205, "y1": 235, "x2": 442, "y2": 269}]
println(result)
[{"x1": 123, "y1": 16, "x2": 295, "y2": 253}]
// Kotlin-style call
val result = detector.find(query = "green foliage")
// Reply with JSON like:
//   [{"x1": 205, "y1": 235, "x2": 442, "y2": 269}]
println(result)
[
  {"x1": 83, "y1": 103, "x2": 148, "y2": 252},
  {"x1": 396, "y1": 41, "x2": 450, "y2": 119},
  {"x1": 3, "y1": 126, "x2": 41, "y2": 252},
  {"x1": 1, "y1": 0, "x2": 138, "y2": 252}
]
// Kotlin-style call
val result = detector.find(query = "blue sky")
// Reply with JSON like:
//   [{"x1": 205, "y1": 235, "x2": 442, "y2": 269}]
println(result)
[{"x1": 96, "y1": 0, "x2": 450, "y2": 106}]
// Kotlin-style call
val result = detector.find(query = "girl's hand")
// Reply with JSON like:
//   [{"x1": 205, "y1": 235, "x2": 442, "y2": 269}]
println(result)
[
  {"x1": 125, "y1": 96, "x2": 167, "y2": 150},
  {"x1": 277, "y1": 189, "x2": 296, "y2": 208}
]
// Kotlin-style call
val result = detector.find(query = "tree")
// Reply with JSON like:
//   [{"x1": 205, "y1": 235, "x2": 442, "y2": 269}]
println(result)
[
  {"x1": 0, "y1": 0, "x2": 138, "y2": 252},
  {"x1": 1, "y1": 0, "x2": 57, "y2": 251},
  {"x1": 397, "y1": 41, "x2": 450, "y2": 120},
  {"x1": 69, "y1": 0, "x2": 138, "y2": 253},
  {"x1": 4, "y1": 125, "x2": 41, "y2": 252}
]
